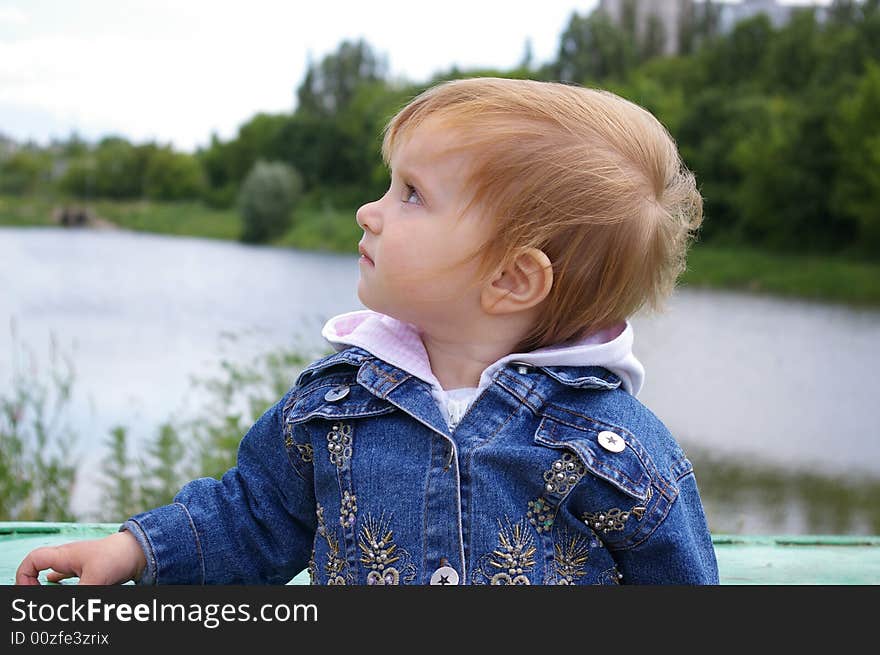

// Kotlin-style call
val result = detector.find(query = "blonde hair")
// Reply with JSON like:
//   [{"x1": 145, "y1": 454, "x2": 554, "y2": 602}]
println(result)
[{"x1": 383, "y1": 77, "x2": 703, "y2": 352}]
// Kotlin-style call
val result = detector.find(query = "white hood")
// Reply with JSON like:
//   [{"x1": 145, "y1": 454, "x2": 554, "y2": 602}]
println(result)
[{"x1": 321, "y1": 309, "x2": 645, "y2": 398}]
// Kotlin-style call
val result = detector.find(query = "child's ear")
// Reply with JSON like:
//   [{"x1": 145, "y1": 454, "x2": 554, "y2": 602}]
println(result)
[{"x1": 481, "y1": 248, "x2": 553, "y2": 315}]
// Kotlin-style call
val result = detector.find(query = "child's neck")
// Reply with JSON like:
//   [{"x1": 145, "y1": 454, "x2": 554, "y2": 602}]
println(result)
[{"x1": 419, "y1": 322, "x2": 528, "y2": 391}]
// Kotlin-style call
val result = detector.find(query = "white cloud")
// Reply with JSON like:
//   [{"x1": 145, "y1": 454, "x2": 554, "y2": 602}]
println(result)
[
  {"x1": 0, "y1": 0, "x2": 837, "y2": 151},
  {"x1": 0, "y1": 5, "x2": 28, "y2": 26}
]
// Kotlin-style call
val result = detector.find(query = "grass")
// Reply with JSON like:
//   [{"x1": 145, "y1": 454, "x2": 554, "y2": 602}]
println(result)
[
  {"x1": 1, "y1": 193, "x2": 878, "y2": 307},
  {"x1": 93, "y1": 199, "x2": 241, "y2": 240},
  {"x1": 0, "y1": 194, "x2": 56, "y2": 226},
  {"x1": 682, "y1": 243, "x2": 880, "y2": 307}
]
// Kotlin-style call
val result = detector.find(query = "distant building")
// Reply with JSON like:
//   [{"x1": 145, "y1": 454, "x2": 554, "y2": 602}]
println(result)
[
  {"x1": 0, "y1": 133, "x2": 17, "y2": 159},
  {"x1": 597, "y1": 0, "x2": 829, "y2": 56},
  {"x1": 598, "y1": 0, "x2": 694, "y2": 56}
]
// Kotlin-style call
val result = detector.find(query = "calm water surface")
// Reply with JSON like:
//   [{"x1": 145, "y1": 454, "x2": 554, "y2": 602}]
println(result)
[{"x1": 2, "y1": 227, "x2": 879, "y2": 534}]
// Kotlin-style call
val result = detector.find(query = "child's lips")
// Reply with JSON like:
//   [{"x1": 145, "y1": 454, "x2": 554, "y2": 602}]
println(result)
[{"x1": 358, "y1": 243, "x2": 374, "y2": 266}]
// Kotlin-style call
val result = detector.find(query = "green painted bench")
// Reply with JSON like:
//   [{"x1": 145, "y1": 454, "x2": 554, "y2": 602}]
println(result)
[{"x1": 2, "y1": 523, "x2": 878, "y2": 585}]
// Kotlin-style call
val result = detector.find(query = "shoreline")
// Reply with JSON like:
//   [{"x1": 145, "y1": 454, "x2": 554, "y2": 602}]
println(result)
[{"x1": 2, "y1": 196, "x2": 879, "y2": 309}]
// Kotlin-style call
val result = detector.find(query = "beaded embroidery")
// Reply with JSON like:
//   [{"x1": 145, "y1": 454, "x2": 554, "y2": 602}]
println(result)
[
  {"x1": 358, "y1": 513, "x2": 416, "y2": 585},
  {"x1": 582, "y1": 488, "x2": 652, "y2": 534},
  {"x1": 339, "y1": 490, "x2": 358, "y2": 529},
  {"x1": 475, "y1": 518, "x2": 536, "y2": 585},
  {"x1": 326, "y1": 422, "x2": 352, "y2": 468},
  {"x1": 307, "y1": 549, "x2": 317, "y2": 585},
  {"x1": 526, "y1": 497, "x2": 556, "y2": 534},
  {"x1": 550, "y1": 532, "x2": 591, "y2": 585},
  {"x1": 315, "y1": 503, "x2": 348, "y2": 585},
  {"x1": 596, "y1": 566, "x2": 624, "y2": 585},
  {"x1": 543, "y1": 452, "x2": 586, "y2": 497}
]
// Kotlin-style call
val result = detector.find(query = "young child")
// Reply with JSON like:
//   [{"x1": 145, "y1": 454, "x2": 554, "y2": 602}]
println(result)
[{"x1": 17, "y1": 77, "x2": 718, "y2": 585}]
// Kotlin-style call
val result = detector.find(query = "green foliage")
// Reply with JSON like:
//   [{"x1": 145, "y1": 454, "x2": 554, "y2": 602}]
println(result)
[
  {"x1": 60, "y1": 137, "x2": 154, "y2": 199},
  {"x1": 762, "y1": 8, "x2": 823, "y2": 94},
  {"x1": 555, "y1": 10, "x2": 638, "y2": 83},
  {"x1": 196, "y1": 114, "x2": 289, "y2": 198},
  {"x1": 5, "y1": 2, "x2": 880, "y2": 260},
  {"x1": 99, "y1": 427, "x2": 138, "y2": 521},
  {"x1": 96, "y1": 339, "x2": 312, "y2": 518},
  {"x1": 238, "y1": 160, "x2": 303, "y2": 243},
  {"x1": 730, "y1": 92, "x2": 854, "y2": 251},
  {"x1": 296, "y1": 39, "x2": 387, "y2": 118},
  {"x1": 184, "y1": 344, "x2": 310, "y2": 481},
  {"x1": 0, "y1": 327, "x2": 77, "y2": 521},
  {"x1": 829, "y1": 58, "x2": 880, "y2": 254},
  {"x1": 92, "y1": 198, "x2": 241, "y2": 240},
  {"x1": 144, "y1": 147, "x2": 206, "y2": 201},
  {"x1": 683, "y1": 243, "x2": 880, "y2": 306},
  {"x1": 701, "y1": 14, "x2": 775, "y2": 90},
  {"x1": 99, "y1": 421, "x2": 190, "y2": 520},
  {"x1": 0, "y1": 149, "x2": 52, "y2": 195}
]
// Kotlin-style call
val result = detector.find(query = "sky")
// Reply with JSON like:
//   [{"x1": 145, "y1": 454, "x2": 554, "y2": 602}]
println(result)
[{"x1": 0, "y1": 0, "x2": 835, "y2": 153}]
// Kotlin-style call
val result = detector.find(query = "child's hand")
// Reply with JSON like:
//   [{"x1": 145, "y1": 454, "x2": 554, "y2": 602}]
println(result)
[{"x1": 15, "y1": 530, "x2": 147, "y2": 585}]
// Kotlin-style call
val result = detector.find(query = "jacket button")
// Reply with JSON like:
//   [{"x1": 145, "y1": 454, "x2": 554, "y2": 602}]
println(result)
[
  {"x1": 429, "y1": 566, "x2": 459, "y2": 585},
  {"x1": 324, "y1": 385, "x2": 350, "y2": 402},
  {"x1": 597, "y1": 430, "x2": 625, "y2": 453}
]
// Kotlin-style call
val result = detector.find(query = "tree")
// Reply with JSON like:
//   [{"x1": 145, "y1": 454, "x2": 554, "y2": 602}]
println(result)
[
  {"x1": 296, "y1": 39, "x2": 388, "y2": 118},
  {"x1": 830, "y1": 59, "x2": 880, "y2": 255},
  {"x1": 143, "y1": 147, "x2": 206, "y2": 201},
  {"x1": 762, "y1": 8, "x2": 822, "y2": 94},
  {"x1": 238, "y1": 160, "x2": 303, "y2": 243},
  {"x1": 642, "y1": 13, "x2": 667, "y2": 60},
  {"x1": 0, "y1": 149, "x2": 49, "y2": 195},
  {"x1": 555, "y1": 10, "x2": 637, "y2": 83},
  {"x1": 699, "y1": 14, "x2": 774, "y2": 90},
  {"x1": 731, "y1": 91, "x2": 852, "y2": 252}
]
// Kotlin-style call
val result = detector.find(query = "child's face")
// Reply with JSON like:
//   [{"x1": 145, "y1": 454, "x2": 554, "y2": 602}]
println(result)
[{"x1": 355, "y1": 119, "x2": 494, "y2": 330}]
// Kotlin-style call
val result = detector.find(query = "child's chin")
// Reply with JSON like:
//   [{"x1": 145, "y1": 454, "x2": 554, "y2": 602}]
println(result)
[{"x1": 355, "y1": 288, "x2": 381, "y2": 313}]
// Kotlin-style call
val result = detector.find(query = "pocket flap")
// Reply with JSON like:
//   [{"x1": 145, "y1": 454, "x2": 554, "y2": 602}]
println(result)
[
  {"x1": 534, "y1": 415, "x2": 653, "y2": 502},
  {"x1": 286, "y1": 376, "x2": 396, "y2": 425}
]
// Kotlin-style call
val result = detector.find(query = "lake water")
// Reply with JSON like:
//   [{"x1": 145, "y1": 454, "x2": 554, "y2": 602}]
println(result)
[{"x1": 2, "y1": 227, "x2": 879, "y2": 534}]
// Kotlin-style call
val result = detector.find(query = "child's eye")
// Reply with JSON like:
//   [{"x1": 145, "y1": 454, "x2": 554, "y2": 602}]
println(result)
[{"x1": 403, "y1": 184, "x2": 421, "y2": 205}]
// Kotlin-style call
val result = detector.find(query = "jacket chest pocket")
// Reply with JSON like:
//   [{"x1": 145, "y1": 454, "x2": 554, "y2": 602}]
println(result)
[
  {"x1": 282, "y1": 376, "x2": 397, "y2": 478},
  {"x1": 533, "y1": 413, "x2": 675, "y2": 551}
]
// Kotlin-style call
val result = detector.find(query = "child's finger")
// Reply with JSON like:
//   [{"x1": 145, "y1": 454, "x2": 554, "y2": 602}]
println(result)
[
  {"x1": 16, "y1": 547, "x2": 80, "y2": 585},
  {"x1": 45, "y1": 570, "x2": 77, "y2": 584}
]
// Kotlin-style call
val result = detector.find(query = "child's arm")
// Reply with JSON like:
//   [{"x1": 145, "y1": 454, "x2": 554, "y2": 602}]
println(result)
[
  {"x1": 612, "y1": 463, "x2": 719, "y2": 584},
  {"x1": 16, "y1": 388, "x2": 315, "y2": 585},
  {"x1": 118, "y1": 390, "x2": 316, "y2": 584},
  {"x1": 16, "y1": 531, "x2": 147, "y2": 585}
]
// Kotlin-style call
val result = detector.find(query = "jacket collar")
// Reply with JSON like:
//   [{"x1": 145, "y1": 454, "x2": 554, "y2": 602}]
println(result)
[{"x1": 320, "y1": 310, "x2": 645, "y2": 397}]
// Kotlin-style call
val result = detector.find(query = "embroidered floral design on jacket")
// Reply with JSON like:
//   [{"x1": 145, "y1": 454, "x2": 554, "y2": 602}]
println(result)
[
  {"x1": 474, "y1": 518, "x2": 537, "y2": 585},
  {"x1": 358, "y1": 513, "x2": 416, "y2": 585},
  {"x1": 582, "y1": 488, "x2": 652, "y2": 534},
  {"x1": 296, "y1": 443, "x2": 314, "y2": 463},
  {"x1": 526, "y1": 497, "x2": 556, "y2": 534},
  {"x1": 315, "y1": 504, "x2": 348, "y2": 585},
  {"x1": 549, "y1": 532, "x2": 591, "y2": 585},
  {"x1": 307, "y1": 549, "x2": 317, "y2": 585},
  {"x1": 339, "y1": 490, "x2": 357, "y2": 529},
  {"x1": 326, "y1": 422, "x2": 352, "y2": 468},
  {"x1": 543, "y1": 452, "x2": 586, "y2": 496},
  {"x1": 596, "y1": 566, "x2": 624, "y2": 585},
  {"x1": 284, "y1": 423, "x2": 313, "y2": 464}
]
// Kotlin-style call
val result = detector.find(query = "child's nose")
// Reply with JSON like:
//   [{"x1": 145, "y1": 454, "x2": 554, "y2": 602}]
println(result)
[{"x1": 356, "y1": 199, "x2": 382, "y2": 234}]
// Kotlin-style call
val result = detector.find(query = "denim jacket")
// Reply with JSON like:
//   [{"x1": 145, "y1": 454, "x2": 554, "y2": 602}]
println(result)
[{"x1": 123, "y1": 327, "x2": 719, "y2": 585}]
